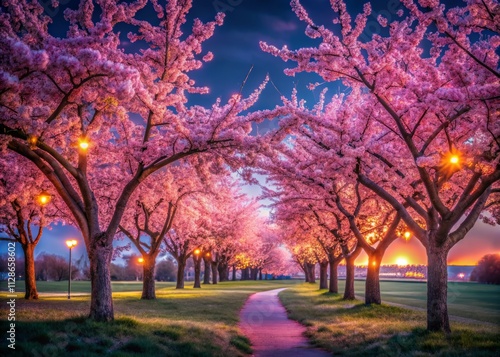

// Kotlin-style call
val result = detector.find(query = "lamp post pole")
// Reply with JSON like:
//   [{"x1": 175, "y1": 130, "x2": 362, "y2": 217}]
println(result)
[{"x1": 66, "y1": 240, "x2": 77, "y2": 299}]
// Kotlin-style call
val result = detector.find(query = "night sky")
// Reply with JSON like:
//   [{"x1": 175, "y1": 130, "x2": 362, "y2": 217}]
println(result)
[{"x1": 2, "y1": 0, "x2": 498, "y2": 266}]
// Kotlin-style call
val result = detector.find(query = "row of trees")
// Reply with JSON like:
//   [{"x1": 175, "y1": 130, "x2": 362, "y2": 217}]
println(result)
[
  {"x1": 255, "y1": 0, "x2": 499, "y2": 334},
  {"x1": 0, "y1": 0, "x2": 285, "y2": 321},
  {"x1": 0, "y1": 0, "x2": 498, "y2": 334}
]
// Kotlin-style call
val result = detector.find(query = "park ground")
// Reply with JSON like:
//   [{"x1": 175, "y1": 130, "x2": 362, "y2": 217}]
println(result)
[{"x1": 0, "y1": 279, "x2": 499, "y2": 356}]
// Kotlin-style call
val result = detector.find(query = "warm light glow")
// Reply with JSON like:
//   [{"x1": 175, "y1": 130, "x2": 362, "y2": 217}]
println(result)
[
  {"x1": 396, "y1": 257, "x2": 408, "y2": 266},
  {"x1": 79, "y1": 138, "x2": 89, "y2": 150},
  {"x1": 66, "y1": 239, "x2": 77, "y2": 248},
  {"x1": 457, "y1": 273, "x2": 465, "y2": 279},
  {"x1": 404, "y1": 231, "x2": 411, "y2": 240},
  {"x1": 449, "y1": 155, "x2": 459, "y2": 164},
  {"x1": 206, "y1": 252, "x2": 210, "y2": 257},
  {"x1": 37, "y1": 191, "x2": 51, "y2": 205},
  {"x1": 27, "y1": 135, "x2": 38, "y2": 147},
  {"x1": 194, "y1": 249, "x2": 200, "y2": 255},
  {"x1": 138, "y1": 257, "x2": 144, "y2": 263}
]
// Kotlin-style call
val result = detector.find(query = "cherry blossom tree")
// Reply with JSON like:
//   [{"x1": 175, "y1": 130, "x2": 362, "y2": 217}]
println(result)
[
  {"x1": 0, "y1": 153, "x2": 65, "y2": 299},
  {"x1": 163, "y1": 196, "x2": 206, "y2": 289},
  {"x1": 117, "y1": 159, "x2": 209, "y2": 298},
  {"x1": 262, "y1": 0, "x2": 500, "y2": 332},
  {"x1": 0, "y1": 0, "x2": 275, "y2": 321}
]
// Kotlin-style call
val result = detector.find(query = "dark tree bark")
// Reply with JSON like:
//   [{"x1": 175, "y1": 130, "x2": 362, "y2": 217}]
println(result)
[
  {"x1": 427, "y1": 242, "x2": 451, "y2": 332},
  {"x1": 241, "y1": 267, "x2": 249, "y2": 280},
  {"x1": 22, "y1": 243, "x2": 38, "y2": 300},
  {"x1": 6, "y1": 200, "x2": 42, "y2": 300},
  {"x1": 203, "y1": 255, "x2": 211, "y2": 284},
  {"x1": 176, "y1": 258, "x2": 187, "y2": 289},
  {"x1": 141, "y1": 256, "x2": 156, "y2": 299},
  {"x1": 89, "y1": 241, "x2": 114, "y2": 321},
  {"x1": 211, "y1": 261, "x2": 218, "y2": 284},
  {"x1": 343, "y1": 244, "x2": 362, "y2": 300},
  {"x1": 218, "y1": 262, "x2": 229, "y2": 282},
  {"x1": 365, "y1": 254, "x2": 382, "y2": 304},
  {"x1": 306, "y1": 262, "x2": 316, "y2": 283},
  {"x1": 328, "y1": 258, "x2": 340, "y2": 293},
  {"x1": 259, "y1": 268, "x2": 263, "y2": 280},
  {"x1": 193, "y1": 255, "x2": 201, "y2": 288},
  {"x1": 251, "y1": 267, "x2": 259, "y2": 280},
  {"x1": 319, "y1": 260, "x2": 328, "y2": 289},
  {"x1": 302, "y1": 263, "x2": 310, "y2": 283},
  {"x1": 231, "y1": 264, "x2": 236, "y2": 281}
]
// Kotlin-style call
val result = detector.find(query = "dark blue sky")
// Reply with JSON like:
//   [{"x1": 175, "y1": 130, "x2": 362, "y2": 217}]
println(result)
[{"x1": 2, "y1": 0, "x2": 497, "y2": 266}]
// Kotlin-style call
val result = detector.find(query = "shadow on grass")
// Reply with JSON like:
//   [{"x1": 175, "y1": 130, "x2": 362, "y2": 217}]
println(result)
[{"x1": 0, "y1": 316, "x2": 251, "y2": 357}]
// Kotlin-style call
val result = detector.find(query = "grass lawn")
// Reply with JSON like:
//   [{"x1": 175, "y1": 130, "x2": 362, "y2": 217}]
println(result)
[
  {"x1": 354, "y1": 279, "x2": 500, "y2": 325},
  {"x1": 279, "y1": 283, "x2": 500, "y2": 357},
  {"x1": 0, "y1": 280, "x2": 300, "y2": 357}
]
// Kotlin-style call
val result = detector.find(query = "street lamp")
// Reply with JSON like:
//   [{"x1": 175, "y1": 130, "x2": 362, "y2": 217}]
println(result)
[
  {"x1": 449, "y1": 155, "x2": 459, "y2": 164},
  {"x1": 37, "y1": 191, "x2": 52, "y2": 206},
  {"x1": 78, "y1": 136, "x2": 90, "y2": 151},
  {"x1": 66, "y1": 240, "x2": 77, "y2": 299}
]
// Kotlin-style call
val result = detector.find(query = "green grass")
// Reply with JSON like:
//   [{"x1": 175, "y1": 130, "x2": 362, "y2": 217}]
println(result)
[
  {"x1": 5, "y1": 279, "x2": 498, "y2": 323},
  {"x1": 0, "y1": 280, "x2": 299, "y2": 357},
  {"x1": 279, "y1": 283, "x2": 500, "y2": 357},
  {"x1": 352, "y1": 279, "x2": 500, "y2": 324},
  {"x1": 1, "y1": 279, "x2": 498, "y2": 356}
]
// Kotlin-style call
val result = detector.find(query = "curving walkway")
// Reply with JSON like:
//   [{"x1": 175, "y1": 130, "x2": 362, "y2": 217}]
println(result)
[{"x1": 239, "y1": 288, "x2": 330, "y2": 357}]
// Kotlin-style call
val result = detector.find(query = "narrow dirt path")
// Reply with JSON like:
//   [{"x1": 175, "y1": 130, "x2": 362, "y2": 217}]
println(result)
[{"x1": 239, "y1": 288, "x2": 330, "y2": 357}]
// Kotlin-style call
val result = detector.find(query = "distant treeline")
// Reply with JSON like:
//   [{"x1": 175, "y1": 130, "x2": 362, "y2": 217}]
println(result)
[{"x1": 0, "y1": 253, "x2": 177, "y2": 282}]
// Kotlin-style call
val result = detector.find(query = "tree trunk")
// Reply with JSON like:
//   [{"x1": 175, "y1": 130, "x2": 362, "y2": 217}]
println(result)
[
  {"x1": 306, "y1": 262, "x2": 316, "y2": 283},
  {"x1": 328, "y1": 258, "x2": 340, "y2": 293},
  {"x1": 342, "y1": 245, "x2": 361, "y2": 300},
  {"x1": 365, "y1": 253, "x2": 382, "y2": 304},
  {"x1": 193, "y1": 256, "x2": 201, "y2": 288},
  {"x1": 176, "y1": 258, "x2": 186, "y2": 289},
  {"x1": 259, "y1": 268, "x2": 262, "y2": 280},
  {"x1": 218, "y1": 263, "x2": 228, "y2": 282},
  {"x1": 22, "y1": 243, "x2": 38, "y2": 300},
  {"x1": 319, "y1": 261, "x2": 328, "y2": 289},
  {"x1": 88, "y1": 242, "x2": 114, "y2": 321},
  {"x1": 303, "y1": 263, "x2": 310, "y2": 283},
  {"x1": 203, "y1": 257, "x2": 211, "y2": 284},
  {"x1": 427, "y1": 244, "x2": 451, "y2": 333},
  {"x1": 141, "y1": 257, "x2": 156, "y2": 299},
  {"x1": 211, "y1": 261, "x2": 218, "y2": 284},
  {"x1": 241, "y1": 267, "x2": 249, "y2": 280},
  {"x1": 251, "y1": 267, "x2": 259, "y2": 280},
  {"x1": 232, "y1": 264, "x2": 236, "y2": 281}
]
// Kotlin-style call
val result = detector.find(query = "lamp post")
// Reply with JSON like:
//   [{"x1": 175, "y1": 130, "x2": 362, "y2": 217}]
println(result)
[
  {"x1": 193, "y1": 249, "x2": 201, "y2": 288},
  {"x1": 66, "y1": 240, "x2": 77, "y2": 299},
  {"x1": 137, "y1": 257, "x2": 144, "y2": 281}
]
